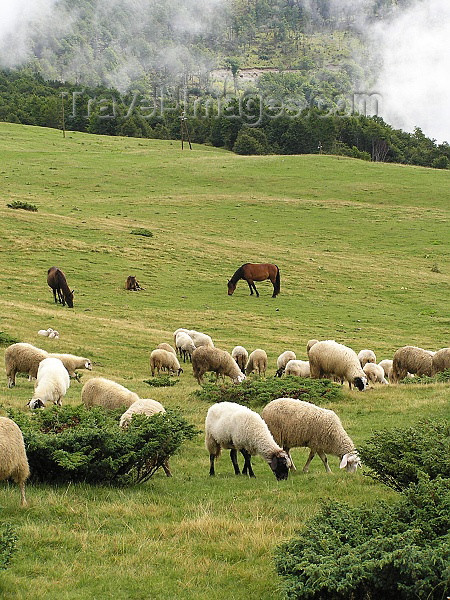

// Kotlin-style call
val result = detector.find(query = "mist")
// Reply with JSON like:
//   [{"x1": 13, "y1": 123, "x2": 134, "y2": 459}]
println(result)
[{"x1": 373, "y1": 0, "x2": 450, "y2": 143}]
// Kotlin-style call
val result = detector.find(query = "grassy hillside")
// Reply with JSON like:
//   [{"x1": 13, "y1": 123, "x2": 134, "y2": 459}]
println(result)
[{"x1": 0, "y1": 123, "x2": 448, "y2": 599}]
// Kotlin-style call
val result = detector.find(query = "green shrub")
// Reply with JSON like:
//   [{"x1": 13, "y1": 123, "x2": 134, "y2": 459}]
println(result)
[
  {"x1": 232, "y1": 128, "x2": 269, "y2": 155},
  {"x1": 0, "y1": 331, "x2": 19, "y2": 347},
  {"x1": 192, "y1": 376, "x2": 342, "y2": 407},
  {"x1": 0, "y1": 524, "x2": 17, "y2": 571},
  {"x1": 143, "y1": 376, "x2": 179, "y2": 387},
  {"x1": 130, "y1": 228, "x2": 153, "y2": 237},
  {"x1": 275, "y1": 477, "x2": 450, "y2": 600},
  {"x1": 359, "y1": 419, "x2": 450, "y2": 492},
  {"x1": 399, "y1": 369, "x2": 450, "y2": 385},
  {"x1": 6, "y1": 200, "x2": 38, "y2": 211},
  {"x1": 7, "y1": 405, "x2": 197, "y2": 485}
]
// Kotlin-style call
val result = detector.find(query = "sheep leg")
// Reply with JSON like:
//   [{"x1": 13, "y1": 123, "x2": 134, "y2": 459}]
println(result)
[
  {"x1": 317, "y1": 451, "x2": 332, "y2": 473},
  {"x1": 7, "y1": 371, "x2": 16, "y2": 388},
  {"x1": 284, "y1": 447, "x2": 296, "y2": 471},
  {"x1": 19, "y1": 482, "x2": 27, "y2": 507},
  {"x1": 230, "y1": 449, "x2": 241, "y2": 475},
  {"x1": 209, "y1": 454, "x2": 216, "y2": 476},
  {"x1": 241, "y1": 449, "x2": 255, "y2": 477},
  {"x1": 302, "y1": 450, "x2": 316, "y2": 473}
]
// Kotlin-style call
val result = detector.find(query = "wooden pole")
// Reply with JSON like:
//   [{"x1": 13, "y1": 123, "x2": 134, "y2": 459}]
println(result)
[{"x1": 61, "y1": 92, "x2": 66, "y2": 138}]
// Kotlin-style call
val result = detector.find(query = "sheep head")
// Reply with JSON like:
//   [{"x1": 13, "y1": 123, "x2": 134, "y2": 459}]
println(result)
[
  {"x1": 340, "y1": 452, "x2": 361, "y2": 473},
  {"x1": 354, "y1": 376, "x2": 368, "y2": 391},
  {"x1": 27, "y1": 398, "x2": 46, "y2": 409},
  {"x1": 270, "y1": 451, "x2": 291, "y2": 481}
]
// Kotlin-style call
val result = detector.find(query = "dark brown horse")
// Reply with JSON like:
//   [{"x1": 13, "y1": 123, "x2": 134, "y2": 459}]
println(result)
[
  {"x1": 227, "y1": 263, "x2": 280, "y2": 298},
  {"x1": 125, "y1": 275, "x2": 143, "y2": 291},
  {"x1": 47, "y1": 267, "x2": 74, "y2": 308}
]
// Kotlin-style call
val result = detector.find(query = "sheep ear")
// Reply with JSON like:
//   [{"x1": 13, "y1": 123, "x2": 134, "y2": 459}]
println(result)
[
  {"x1": 340, "y1": 454, "x2": 349, "y2": 469},
  {"x1": 270, "y1": 456, "x2": 278, "y2": 470}
]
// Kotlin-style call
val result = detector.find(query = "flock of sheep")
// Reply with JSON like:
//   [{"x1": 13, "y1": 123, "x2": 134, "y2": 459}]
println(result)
[{"x1": 1, "y1": 330, "x2": 449, "y2": 507}]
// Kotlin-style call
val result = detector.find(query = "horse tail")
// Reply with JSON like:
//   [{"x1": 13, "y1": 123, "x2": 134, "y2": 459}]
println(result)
[{"x1": 274, "y1": 265, "x2": 280, "y2": 296}]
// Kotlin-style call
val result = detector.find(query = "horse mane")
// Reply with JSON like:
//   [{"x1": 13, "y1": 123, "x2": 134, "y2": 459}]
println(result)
[{"x1": 230, "y1": 264, "x2": 248, "y2": 284}]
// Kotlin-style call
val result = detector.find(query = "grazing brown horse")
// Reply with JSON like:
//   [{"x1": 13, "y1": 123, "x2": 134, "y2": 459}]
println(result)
[
  {"x1": 47, "y1": 267, "x2": 74, "y2": 308},
  {"x1": 227, "y1": 263, "x2": 280, "y2": 298}
]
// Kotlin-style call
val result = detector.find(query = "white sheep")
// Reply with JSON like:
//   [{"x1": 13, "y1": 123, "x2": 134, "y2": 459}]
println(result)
[
  {"x1": 173, "y1": 327, "x2": 189, "y2": 347},
  {"x1": 431, "y1": 347, "x2": 450, "y2": 376},
  {"x1": 275, "y1": 350, "x2": 296, "y2": 377},
  {"x1": 119, "y1": 398, "x2": 172, "y2": 477},
  {"x1": 38, "y1": 328, "x2": 53, "y2": 337},
  {"x1": 0, "y1": 417, "x2": 30, "y2": 507},
  {"x1": 192, "y1": 347, "x2": 246, "y2": 384},
  {"x1": 391, "y1": 346, "x2": 434, "y2": 383},
  {"x1": 187, "y1": 330, "x2": 214, "y2": 348},
  {"x1": 48, "y1": 353, "x2": 92, "y2": 379},
  {"x1": 306, "y1": 339, "x2": 319, "y2": 355},
  {"x1": 284, "y1": 359, "x2": 310, "y2": 377},
  {"x1": 308, "y1": 340, "x2": 368, "y2": 391},
  {"x1": 81, "y1": 377, "x2": 139, "y2": 410},
  {"x1": 5, "y1": 342, "x2": 48, "y2": 387},
  {"x1": 262, "y1": 398, "x2": 360, "y2": 474},
  {"x1": 205, "y1": 401, "x2": 291, "y2": 480},
  {"x1": 378, "y1": 359, "x2": 393, "y2": 379},
  {"x1": 245, "y1": 349, "x2": 268, "y2": 377},
  {"x1": 157, "y1": 343, "x2": 176, "y2": 355},
  {"x1": 175, "y1": 331, "x2": 196, "y2": 363},
  {"x1": 231, "y1": 346, "x2": 248, "y2": 374},
  {"x1": 150, "y1": 349, "x2": 183, "y2": 376},
  {"x1": 363, "y1": 362, "x2": 389, "y2": 386},
  {"x1": 358, "y1": 349, "x2": 377, "y2": 367},
  {"x1": 28, "y1": 357, "x2": 70, "y2": 408}
]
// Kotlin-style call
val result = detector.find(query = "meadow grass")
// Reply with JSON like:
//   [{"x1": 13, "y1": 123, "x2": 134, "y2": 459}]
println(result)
[{"x1": 0, "y1": 123, "x2": 448, "y2": 599}]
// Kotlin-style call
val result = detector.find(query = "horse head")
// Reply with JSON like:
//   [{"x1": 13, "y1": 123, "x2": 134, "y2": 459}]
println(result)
[{"x1": 227, "y1": 280, "x2": 236, "y2": 295}]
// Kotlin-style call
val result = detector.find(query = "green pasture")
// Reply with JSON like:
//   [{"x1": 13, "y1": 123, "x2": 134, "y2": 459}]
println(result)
[{"x1": 0, "y1": 123, "x2": 448, "y2": 599}]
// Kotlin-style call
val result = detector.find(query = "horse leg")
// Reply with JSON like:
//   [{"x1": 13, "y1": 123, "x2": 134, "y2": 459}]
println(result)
[
  {"x1": 52, "y1": 288, "x2": 58, "y2": 304},
  {"x1": 247, "y1": 280, "x2": 254, "y2": 295},
  {"x1": 252, "y1": 282, "x2": 259, "y2": 297}
]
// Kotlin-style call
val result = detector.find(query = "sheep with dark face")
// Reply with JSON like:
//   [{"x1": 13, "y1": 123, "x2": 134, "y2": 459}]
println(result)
[
  {"x1": 27, "y1": 357, "x2": 70, "y2": 409},
  {"x1": 192, "y1": 347, "x2": 245, "y2": 384},
  {"x1": 308, "y1": 340, "x2": 368, "y2": 391},
  {"x1": 205, "y1": 401, "x2": 291, "y2": 480},
  {"x1": 275, "y1": 350, "x2": 296, "y2": 377}
]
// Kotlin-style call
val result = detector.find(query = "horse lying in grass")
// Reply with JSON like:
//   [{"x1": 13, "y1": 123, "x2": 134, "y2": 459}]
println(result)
[{"x1": 227, "y1": 263, "x2": 280, "y2": 298}]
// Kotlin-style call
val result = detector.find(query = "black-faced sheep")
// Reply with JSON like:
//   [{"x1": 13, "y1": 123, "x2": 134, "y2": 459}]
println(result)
[
  {"x1": 119, "y1": 398, "x2": 172, "y2": 476},
  {"x1": 431, "y1": 347, "x2": 450, "y2": 376},
  {"x1": 308, "y1": 340, "x2": 367, "y2": 391},
  {"x1": 192, "y1": 347, "x2": 245, "y2": 385},
  {"x1": 231, "y1": 346, "x2": 248, "y2": 374},
  {"x1": 391, "y1": 346, "x2": 434, "y2": 383},
  {"x1": 363, "y1": 362, "x2": 388, "y2": 386},
  {"x1": 81, "y1": 377, "x2": 139, "y2": 409},
  {"x1": 245, "y1": 349, "x2": 268, "y2": 377},
  {"x1": 28, "y1": 357, "x2": 71, "y2": 409},
  {"x1": 262, "y1": 398, "x2": 360, "y2": 474},
  {"x1": 0, "y1": 417, "x2": 30, "y2": 506},
  {"x1": 5, "y1": 343, "x2": 48, "y2": 388},
  {"x1": 358, "y1": 349, "x2": 377, "y2": 367},
  {"x1": 150, "y1": 349, "x2": 183, "y2": 376},
  {"x1": 205, "y1": 401, "x2": 291, "y2": 480},
  {"x1": 275, "y1": 350, "x2": 296, "y2": 377},
  {"x1": 284, "y1": 360, "x2": 310, "y2": 377}
]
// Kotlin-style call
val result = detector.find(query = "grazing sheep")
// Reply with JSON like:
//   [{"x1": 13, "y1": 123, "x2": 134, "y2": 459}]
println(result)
[
  {"x1": 81, "y1": 377, "x2": 139, "y2": 410},
  {"x1": 363, "y1": 362, "x2": 389, "y2": 386},
  {"x1": 192, "y1": 347, "x2": 246, "y2": 385},
  {"x1": 284, "y1": 360, "x2": 310, "y2": 377},
  {"x1": 175, "y1": 331, "x2": 196, "y2": 363},
  {"x1": 205, "y1": 401, "x2": 291, "y2": 480},
  {"x1": 48, "y1": 353, "x2": 92, "y2": 379},
  {"x1": 231, "y1": 346, "x2": 248, "y2": 374},
  {"x1": 262, "y1": 398, "x2": 360, "y2": 474},
  {"x1": 28, "y1": 357, "x2": 70, "y2": 408},
  {"x1": 431, "y1": 348, "x2": 450, "y2": 376},
  {"x1": 157, "y1": 343, "x2": 176, "y2": 355},
  {"x1": 187, "y1": 330, "x2": 214, "y2": 348},
  {"x1": 378, "y1": 359, "x2": 393, "y2": 379},
  {"x1": 275, "y1": 351, "x2": 296, "y2": 377},
  {"x1": 119, "y1": 398, "x2": 172, "y2": 476},
  {"x1": 306, "y1": 339, "x2": 319, "y2": 355},
  {"x1": 391, "y1": 346, "x2": 434, "y2": 383},
  {"x1": 358, "y1": 349, "x2": 377, "y2": 367},
  {"x1": 150, "y1": 349, "x2": 183, "y2": 376},
  {"x1": 5, "y1": 343, "x2": 48, "y2": 388},
  {"x1": 308, "y1": 340, "x2": 367, "y2": 391},
  {"x1": 246, "y1": 349, "x2": 268, "y2": 377},
  {"x1": 173, "y1": 328, "x2": 189, "y2": 347},
  {"x1": 0, "y1": 417, "x2": 30, "y2": 507}
]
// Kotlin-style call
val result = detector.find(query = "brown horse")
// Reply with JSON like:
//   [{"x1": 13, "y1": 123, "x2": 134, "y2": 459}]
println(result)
[
  {"x1": 47, "y1": 267, "x2": 74, "y2": 308},
  {"x1": 227, "y1": 263, "x2": 280, "y2": 298},
  {"x1": 125, "y1": 275, "x2": 143, "y2": 291}
]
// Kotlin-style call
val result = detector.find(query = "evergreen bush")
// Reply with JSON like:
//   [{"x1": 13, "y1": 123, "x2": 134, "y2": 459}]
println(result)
[
  {"x1": 7, "y1": 405, "x2": 197, "y2": 485},
  {"x1": 192, "y1": 376, "x2": 341, "y2": 407},
  {"x1": 275, "y1": 477, "x2": 450, "y2": 600},
  {"x1": 358, "y1": 419, "x2": 450, "y2": 491},
  {"x1": 0, "y1": 524, "x2": 17, "y2": 571}
]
